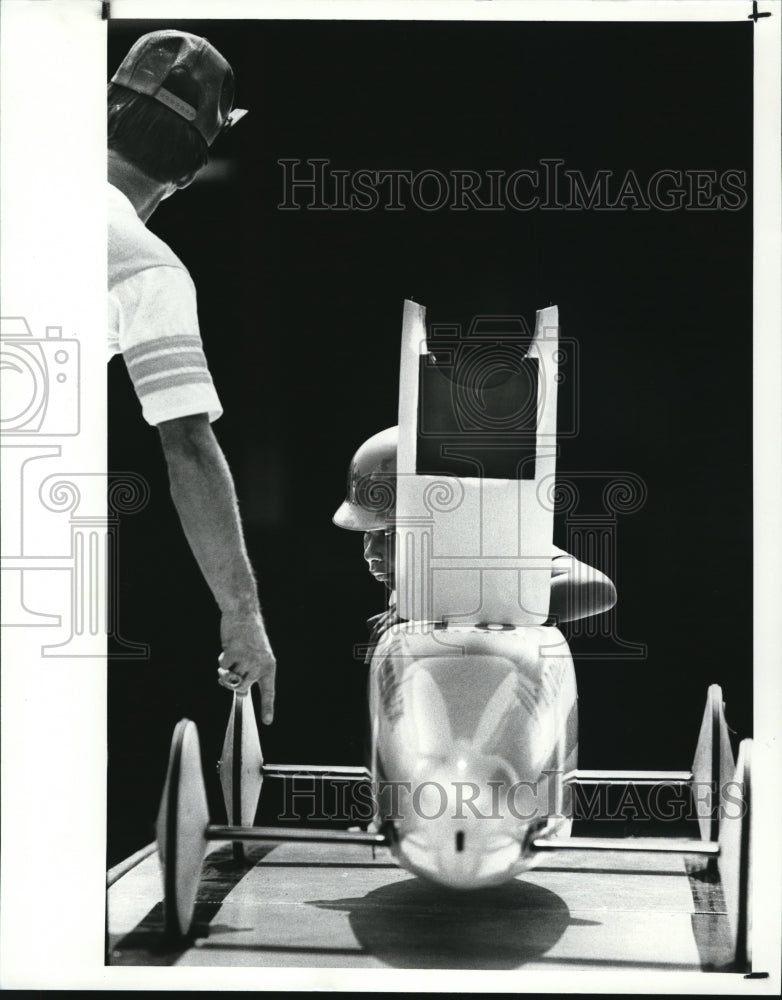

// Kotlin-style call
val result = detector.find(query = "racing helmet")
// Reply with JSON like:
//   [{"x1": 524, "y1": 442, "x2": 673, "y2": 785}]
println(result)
[{"x1": 333, "y1": 426, "x2": 398, "y2": 531}]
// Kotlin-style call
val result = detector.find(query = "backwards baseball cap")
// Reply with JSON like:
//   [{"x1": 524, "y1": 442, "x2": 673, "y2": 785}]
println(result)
[{"x1": 111, "y1": 30, "x2": 248, "y2": 146}]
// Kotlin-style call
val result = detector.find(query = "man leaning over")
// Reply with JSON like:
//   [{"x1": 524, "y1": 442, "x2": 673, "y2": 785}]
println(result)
[{"x1": 107, "y1": 31, "x2": 275, "y2": 720}]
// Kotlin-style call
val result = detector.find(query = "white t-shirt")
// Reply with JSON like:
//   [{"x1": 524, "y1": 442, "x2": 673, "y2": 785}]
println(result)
[{"x1": 108, "y1": 183, "x2": 223, "y2": 426}]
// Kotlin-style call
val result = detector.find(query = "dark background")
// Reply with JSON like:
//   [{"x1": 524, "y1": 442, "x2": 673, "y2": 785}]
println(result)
[{"x1": 107, "y1": 19, "x2": 753, "y2": 866}]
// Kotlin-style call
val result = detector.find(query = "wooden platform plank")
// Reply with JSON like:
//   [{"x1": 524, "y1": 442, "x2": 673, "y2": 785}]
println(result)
[
  {"x1": 107, "y1": 841, "x2": 226, "y2": 954},
  {"x1": 107, "y1": 840, "x2": 733, "y2": 970},
  {"x1": 522, "y1": 850, "x2": 696, "y2": 914}
]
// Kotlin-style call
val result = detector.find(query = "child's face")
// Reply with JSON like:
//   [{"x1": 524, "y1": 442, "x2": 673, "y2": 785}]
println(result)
[{"x1": 363, "y1": 528, "x2": 396, "y2": 590}]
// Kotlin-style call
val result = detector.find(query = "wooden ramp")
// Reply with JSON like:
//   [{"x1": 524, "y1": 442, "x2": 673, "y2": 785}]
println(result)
[{"x1": 108, "y1": 839, "x2": 734, "y2": 971}]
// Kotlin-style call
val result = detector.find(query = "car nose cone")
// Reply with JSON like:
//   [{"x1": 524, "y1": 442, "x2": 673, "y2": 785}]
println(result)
[
  {"x1": 399, "y1": 826, "x2": 522, "y2": 890},
  {"x1": 395, "y1": 753, "x2": 525, "y2": 890}
]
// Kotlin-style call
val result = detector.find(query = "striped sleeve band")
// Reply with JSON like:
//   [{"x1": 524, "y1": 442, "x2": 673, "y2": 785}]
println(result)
[{"x1": 123, "y1": 334, "x2": 223, "y2": 425}]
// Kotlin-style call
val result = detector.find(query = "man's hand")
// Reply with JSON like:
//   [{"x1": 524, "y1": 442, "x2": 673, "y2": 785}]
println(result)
[{"x1": 218, "y1": 609, "x2": 277, "y2": 722}]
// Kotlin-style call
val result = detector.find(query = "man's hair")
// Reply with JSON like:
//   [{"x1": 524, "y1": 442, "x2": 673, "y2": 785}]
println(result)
[{"x1": 108, "y1": 82, "x2": 209, "y2": 184}]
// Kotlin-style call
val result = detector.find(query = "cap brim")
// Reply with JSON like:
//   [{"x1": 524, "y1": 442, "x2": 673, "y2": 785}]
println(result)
[
  {"x1": 227, "y1": 108, "x2": 249, "y2": 127},
  {"x1": 332, "y1": 501, "x2": 390, "y2": 532}
]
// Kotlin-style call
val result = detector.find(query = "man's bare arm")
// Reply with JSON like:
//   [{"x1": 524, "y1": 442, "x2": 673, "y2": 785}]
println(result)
[{"x1": 157, "y1": 413, "x2": 276, "y2": 720}]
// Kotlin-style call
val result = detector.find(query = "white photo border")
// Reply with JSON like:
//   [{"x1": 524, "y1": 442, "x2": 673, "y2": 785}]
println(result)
[{"x1": 0, "y1": 0, "x2": 779, "y2": 991}]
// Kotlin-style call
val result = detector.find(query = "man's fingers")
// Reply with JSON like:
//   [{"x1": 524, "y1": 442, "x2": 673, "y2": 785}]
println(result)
[
  {"x1": 220, "y1": 675, "x2": 249, "y2": 695},
  {"x1": 218, "y1": 663, "x2": 248, "y2": 693},
  {"x1": 218, "y1": 639, "x2": 274, "y2": 709},
  {"x1": 258, "y1": 668, "x2": 275, "y2": 725}
]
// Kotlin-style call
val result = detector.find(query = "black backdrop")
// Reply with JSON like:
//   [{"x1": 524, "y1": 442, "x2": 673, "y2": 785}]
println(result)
[{"x1": 107, "y1": 19, "x2": 753, "y2": 866}]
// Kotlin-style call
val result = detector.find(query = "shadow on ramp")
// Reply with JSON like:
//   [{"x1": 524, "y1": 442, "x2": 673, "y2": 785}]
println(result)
[{"x1": 309, "y1": 876, "x2": 587, "y2": 969}]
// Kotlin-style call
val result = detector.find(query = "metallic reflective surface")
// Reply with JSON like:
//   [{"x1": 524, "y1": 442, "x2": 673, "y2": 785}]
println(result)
[{"x1": 369, "y1": 622, "x2": 577, "y2": 890}]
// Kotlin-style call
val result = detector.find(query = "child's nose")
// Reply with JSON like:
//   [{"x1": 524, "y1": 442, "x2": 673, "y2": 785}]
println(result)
[{"x1": 364, "y1": 532, "x2": 384, "y2": 560}]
